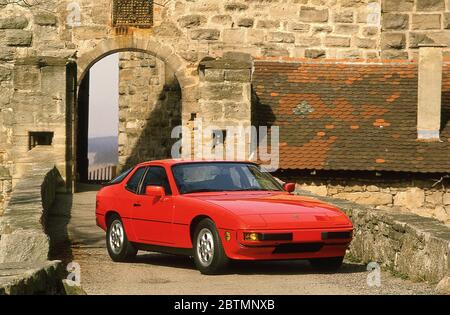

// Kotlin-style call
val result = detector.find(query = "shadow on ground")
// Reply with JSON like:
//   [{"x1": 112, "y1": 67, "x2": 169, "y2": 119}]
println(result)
[{"x1": 131, "y1": 252, "x2": 367, "y2": 276}]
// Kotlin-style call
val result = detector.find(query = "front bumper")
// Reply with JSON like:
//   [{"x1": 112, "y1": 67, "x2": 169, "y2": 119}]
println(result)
[{"x1": 219, "y1": 227, "x2": 353, "y2": 260}]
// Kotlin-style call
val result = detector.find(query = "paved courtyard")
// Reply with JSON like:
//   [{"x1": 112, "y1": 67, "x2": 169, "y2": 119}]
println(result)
[{"x1": 59, "y1": 185, "x2": 435, "y2": 295}]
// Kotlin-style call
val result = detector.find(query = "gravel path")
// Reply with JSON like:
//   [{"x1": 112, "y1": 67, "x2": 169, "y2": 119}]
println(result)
[{"x1": 65, "y1": 185, "x2": 435, "y2": 295}]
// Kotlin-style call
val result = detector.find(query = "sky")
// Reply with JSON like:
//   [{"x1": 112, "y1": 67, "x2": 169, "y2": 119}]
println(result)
[{"x1": 88, "y1": 53, "x2": 119, "y2": 139}]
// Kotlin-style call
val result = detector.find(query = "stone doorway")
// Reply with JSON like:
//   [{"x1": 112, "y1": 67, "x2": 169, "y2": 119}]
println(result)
[{"x1": 75, "y1": 50, "x2": 182, "y2": 185}]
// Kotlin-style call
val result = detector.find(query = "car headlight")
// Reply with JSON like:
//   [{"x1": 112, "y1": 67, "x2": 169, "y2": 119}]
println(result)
[{"x1": 243, "y1": 232, "x2": 261, "y2": 241}]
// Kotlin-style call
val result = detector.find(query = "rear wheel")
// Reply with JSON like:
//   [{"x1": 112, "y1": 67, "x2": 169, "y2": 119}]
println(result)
[
  {"x1": 106, "y1": 214, "x2": 137, "y2": 262},
  {"x1": 193, "y1": 219, "x2": 229, "y2": 275},
  {"x1": 309, "y1": 256, "x2": 344, "y2": 272}
]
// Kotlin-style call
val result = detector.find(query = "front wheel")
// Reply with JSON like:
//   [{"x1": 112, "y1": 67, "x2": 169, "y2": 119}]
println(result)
[
  {"x1": 106, "y1": 215, "x2": 137, "y2": 262},
  {"x1": 193, "y1": 219, "x2": 229, "y2": 275},
  {"x1": 309, "y1": 256, "x2": 344, "y2": 272}
]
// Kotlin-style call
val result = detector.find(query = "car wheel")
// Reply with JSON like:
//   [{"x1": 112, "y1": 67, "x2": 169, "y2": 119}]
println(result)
[
  {"x1": 193, "y1": 218, "x2": 229, "y2": 275},
  {"x1": 309, "y1": 256, "x2": 344, "y2": 272},
  {"x1": 106, "y1": 214, "x2": 137, "y2": 262}
]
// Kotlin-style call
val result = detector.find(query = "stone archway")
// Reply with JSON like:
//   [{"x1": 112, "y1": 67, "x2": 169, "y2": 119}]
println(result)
[{"x1": 72, "y1": 36, "x2": 197, "y2": 187}]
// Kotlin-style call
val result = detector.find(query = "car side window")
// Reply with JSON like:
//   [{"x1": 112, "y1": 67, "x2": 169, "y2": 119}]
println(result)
[
  {"x1": 125, "y1": 167, "x2": 146, "y2": 194},
  {"x1": 140, "y1": 166, "x2": 172, "y2": 195}
]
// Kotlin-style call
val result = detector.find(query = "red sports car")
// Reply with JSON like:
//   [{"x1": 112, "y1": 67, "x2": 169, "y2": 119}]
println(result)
[{"x1": 96, "y1": 160, "x2": 353, "y2": 274}]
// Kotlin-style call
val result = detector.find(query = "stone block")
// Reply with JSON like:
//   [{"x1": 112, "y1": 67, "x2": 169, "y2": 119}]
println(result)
[
  {"x1": 6, "y1": 30, "x2": 32, "y2": 47},
  {"x1": 190, "y1": 29, "x2": 220, "y2": 40},
  {"x1": 334, "y1": 192, "x2": 393, "y2": 205},
  {"x1": 394, "y1": 188, "x2": 425, "y2": 210},
  {"x1": 268, "y1": 32, "x2": 295, "y2": 43},
  {"x1": 382, "y1": 14, "x2": 409, "y2": 30},
  {"x1": 224, "y1": 2, "x2": 249, "y2": 11},
  {"x1": 426, "y1": 191, "x2": 443, "y2": 205},
  {"x1": 443, "y1": 193, "x2": 450, "y2": 205},
  {"x1": 416, "y1": 0, "x2": 445, "y2": 12},
  {"x1": 62, "y1": 280, "x2": 87, "y2": 295},
  {"x1": 0, "y1": 16, "x2": 29, "y2": 29},
  {"x1": 223, "y1": 29, "x2": 246, "y2": 44},
  {"x1": 305, "y1": 49, "x2": 326, "y2": 59},
  {"x1": 382, "y1": 0, "x2": 414, "y2": 12},
  {"x1": 412, "y1": 14, "x2": 441, "y2": 30},
  {"x1": 34, "y1": 12, "x2": 58, "y2": 26},
  {"x1": 299, "y1": 6, "x2": 329, "y2": 23},
  {"x1": 334, "y1": 11, "x2": 354, "y2": 23},
  {"x1": 335, "y1": 24, "x2": 360, "y2": 35},
  {"x1": 235, "y1": 18, "x2": 252, "y2": 28},
  {"x1": 224, "y1": 69, "x2": 251, "y2": 82},
  {"x1": 178, "y1": 15, "x2": 206, "y2": 28},
  {"x1": 381, "y1": 33, "x2": 406, "y2": 49},
  {"x1": 445, "y1": 13, "x2": 450, "y2": 29},
  {"x1": 256, "y1": 20, "x2": 280, "y2": 29},
  {"x1": 211, "y1": 15, "x2": 233, "y2": 26},
  {"x1": 324, "y1": 36, "x2": 351, "y2": 47},
  {"x1": 355, "y1": 37, "x2": 377, "y2": 49},
  {"x1": 289, "y1": 22, "x2": 310, "y2": 32}
]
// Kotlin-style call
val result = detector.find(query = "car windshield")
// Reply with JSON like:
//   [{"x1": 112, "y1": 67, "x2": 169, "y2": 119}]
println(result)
[{"x1": 172, "y1": 162, "x2": 284, "y2": 194}]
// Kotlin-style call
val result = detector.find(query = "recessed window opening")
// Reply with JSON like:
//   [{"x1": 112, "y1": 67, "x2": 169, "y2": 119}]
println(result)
[{"x1": 29, "y1": 132, "x2": 54, "y2": 150}]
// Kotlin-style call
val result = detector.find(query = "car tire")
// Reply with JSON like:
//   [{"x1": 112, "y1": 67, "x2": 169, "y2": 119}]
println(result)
[
  {"x1": 193, "y1": 218, "x2": 229, "y2": 275},
  {"x1": 106, "y1": 214, "x2": 137, "y2": 262},
  {"x1": 309, "y1": 256, "x2": 344, "y2": 272}
]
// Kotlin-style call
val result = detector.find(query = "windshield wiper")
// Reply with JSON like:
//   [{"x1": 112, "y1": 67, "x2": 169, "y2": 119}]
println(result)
[{"x1": 184, "y1": 189, "x2": 225, "y2": 194}]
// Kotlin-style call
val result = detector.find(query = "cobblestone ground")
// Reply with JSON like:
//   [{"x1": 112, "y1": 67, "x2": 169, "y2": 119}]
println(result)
[{"x1": 65, "y1": 185, "x2": 435, "y2": 295}]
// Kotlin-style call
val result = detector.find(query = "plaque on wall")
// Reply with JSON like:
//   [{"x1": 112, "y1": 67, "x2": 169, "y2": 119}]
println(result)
[{"x1": 113, "y1": 0, "x2": 153, "y2": 28}]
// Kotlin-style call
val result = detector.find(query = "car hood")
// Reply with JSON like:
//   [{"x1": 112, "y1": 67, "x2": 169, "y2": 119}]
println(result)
[{"x1": 190, "y1": 192, "x2": 353, "y2": 229}]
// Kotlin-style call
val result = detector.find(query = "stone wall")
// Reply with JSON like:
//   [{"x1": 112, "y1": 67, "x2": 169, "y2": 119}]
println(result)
[
  {"x1": 281, "y1": 173, "x2": 450, "y2": 226},
  {"x1": 118, "y1": 52, "x2": 182, "y2": 170},
  {"x1": 297, "y1": 189, "x2": 450, "y2": 285},
  {"x1": 381, "y1": 0, "x2": 450, "y2": 60}
]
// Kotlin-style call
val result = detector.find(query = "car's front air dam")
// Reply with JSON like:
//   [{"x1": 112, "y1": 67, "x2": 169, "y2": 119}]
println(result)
[{"x1": 219, "y1": 228, "x2": 352, "y2": 261}]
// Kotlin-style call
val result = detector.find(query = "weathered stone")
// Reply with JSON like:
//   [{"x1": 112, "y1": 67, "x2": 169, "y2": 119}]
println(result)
[
  {"x1": 5, "y1": 30, "x2": 32, "y2": 47},
  {"x1": 298, "y1": 185, "x2": 328, "y2": 196},
  {"x1": 324, "y1": 36, "x2": 351, "y2": 47},
  {"x1": 356, "y1": 37, "x2": 377, "y2": 49},
  {"x1": 305, "y1": 49, "x2": 326, "y2": 59},
  {"x1": 445, "y1": 13, "x2": 450, "y2": 29},
  {"x1": 334, "y1": 192, "x2": 393, "y2": 205},
  {"x1": 382, "y1": 0, "x2": 414, "y2": 12},
  {"x1": 256, "y1": 20, "x2": 280, "y2": 29},
  {"x1": 335, "y1": 24, "x2": 360, "y2": 35},
  {"x1": 363, "y1": 26, "x2": 379, "y2": 37},
  {"x1": 0, "y1": 16, "x2": 29, "y2": 29},
  {"x1": 394, "y1": 188, "x2": 425, "y2": 210},
  {"x1": 381, "y1": 33, "x2": 406, "y2": 50},
  {"x1": 153, "y1": 22, "x2": 182, "y2": 37},
  {"x1": 261, "y1": 45, "x2": 289, "y2": 57},
  {"x1": 299, "y1": 6, "x2": 329, "y2": 23},
  {"x1": 426, "y1": 191, "x2": 443, "y2": 205},
  {"x1": 409, "y1": 32, "x2": 434, "y2": 48},
  {"x1": 334, "y1": 11, "x2": 354, "y2": 23},
  {"x1": 382, "y1": 14, "x2": 409, "y2": 30},
  {"x1": 224, "y1": 69, "x2": 251, "y2": 82},
  {"x1": 268, "y1": 32, "x2": 295, "y2": 43},
  {"x1": 34, "y1": 12, "x2": 58, "y2": 26},
  {"x1": 211, "y1": 15, "x2": 233, "y2": 26},
  {"x1": 238, "y1": 18, "x2": 254, "y2": 28},
  {"x1": 178, "y1": 15, "x2": 206, "y2": 28},
  {"x1": 435, "y1": 276, "x2": 450, "y2": 295},
  {"x1": 223, "y1": 29, "x2": 246, "y2": 44},
  {"x1": 296, "y1": 36, "x2": 321, "y2": 47},
  {"x1": 190, "y1": 29, "x2": 220, "y2": 40},
  {"x1": 62, "y1": 280, "x2": 87, "y2": 295},
  {"x1": 412, "y1": 14, "x2": 441, "y2": 30},
  {"x1": 224, "y1": 2, "x2": 248, "y2": 11},
  {"x1": 381, "y1": 50, "x2": 410, "y2": 60},
  {"x1": 290, "y1": 22, "x2": 310, "y2": 32},
  {"x1": 0, "y1": 48, "x2": 15, "y2": 61},
  {"x1": 444, "y1": 193, "x2": 450, "y2": 205},
  {"x1": 416, "y1": 0, "x2": 445, "y2": 12}
]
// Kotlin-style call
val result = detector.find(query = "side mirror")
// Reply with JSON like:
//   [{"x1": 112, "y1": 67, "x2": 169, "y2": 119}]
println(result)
[
  {"x1": 145, "y1": 185, "x2": 165, "y2": 198},
  {"x1": 283, "y1": 183, "x2": 296, "y2": 193}
]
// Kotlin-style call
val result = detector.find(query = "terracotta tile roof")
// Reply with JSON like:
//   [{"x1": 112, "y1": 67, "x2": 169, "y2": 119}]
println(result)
[{"x1": 253, "y1": 60, "x2": 450, "y2": 173}]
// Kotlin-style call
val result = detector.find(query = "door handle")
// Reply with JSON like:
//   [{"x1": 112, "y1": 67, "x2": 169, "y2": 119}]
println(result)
[{"x1": 133, "y1": 203, "x2": 141, "y2": 207}]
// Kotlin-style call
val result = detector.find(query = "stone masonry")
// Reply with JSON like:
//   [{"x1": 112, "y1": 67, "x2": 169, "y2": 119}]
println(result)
[
  {"x1": 118, "y1": 52, "x2": 182, "y2": 170},
  {"x1": 283, "y1": 174, "x2": 450, "y2": 226}
]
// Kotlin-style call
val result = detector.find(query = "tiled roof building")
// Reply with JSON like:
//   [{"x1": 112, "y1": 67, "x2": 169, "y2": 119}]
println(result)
[{"x1": 253, "y1": 60, "x2": 450, "y2": 174}]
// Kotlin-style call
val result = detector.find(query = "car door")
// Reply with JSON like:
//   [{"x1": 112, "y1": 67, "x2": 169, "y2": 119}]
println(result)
[{"x1": 131, "y1": 166, "x2": 174, "y2": 245}]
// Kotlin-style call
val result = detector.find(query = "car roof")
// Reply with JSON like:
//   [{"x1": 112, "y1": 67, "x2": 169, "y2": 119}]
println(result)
[{"x1": 135, "y1": 159, "x2": 257, "y2": 168}]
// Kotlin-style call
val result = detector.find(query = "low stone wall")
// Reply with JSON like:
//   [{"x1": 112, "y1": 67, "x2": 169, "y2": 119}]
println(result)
[
  {"x1": 296, "y1": 189, "x2": 450, "y2": 285},
  {"x1": 282, "y1": 174, "x2": 450, "y2": 226},
  {"x1": 0, "y1": 147, "x2": 64, "y2": 294}
]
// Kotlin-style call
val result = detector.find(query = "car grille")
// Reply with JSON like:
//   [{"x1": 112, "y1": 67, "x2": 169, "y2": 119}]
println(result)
[{"x1": 272, "y1": 243, "x2": 323, "y2": 254}]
